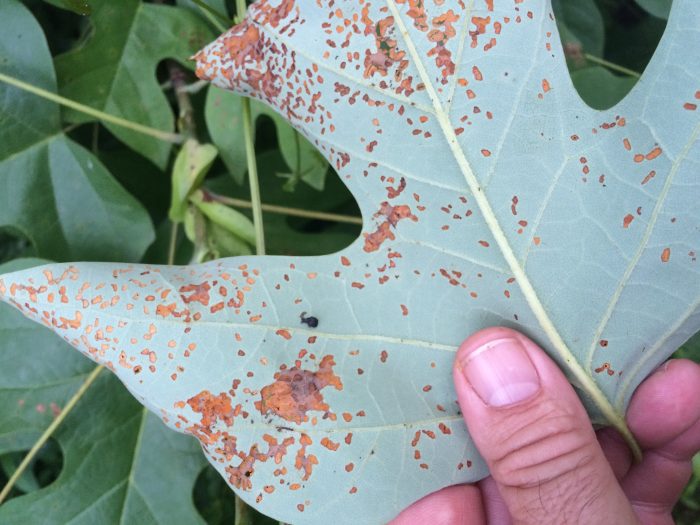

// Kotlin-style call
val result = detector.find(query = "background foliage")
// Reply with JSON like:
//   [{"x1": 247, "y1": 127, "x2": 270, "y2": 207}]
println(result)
[{"x1": 0, "y1": 0, "x2": 697, "y2": 523}]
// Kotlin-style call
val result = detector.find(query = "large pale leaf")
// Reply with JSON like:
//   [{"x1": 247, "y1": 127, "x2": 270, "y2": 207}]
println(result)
[
  {"x1": 2, "y1": 1, "x2": 699, "y2": 523},
  {"x1": 0, "y1": 259, "x2": 207, "y2": 524},
  {"x1": 54, "y1": 0, "x2": 212, "y2": 168},
  {"x1": 0, "y1": 0, "x2": 154, "y2": 262}
]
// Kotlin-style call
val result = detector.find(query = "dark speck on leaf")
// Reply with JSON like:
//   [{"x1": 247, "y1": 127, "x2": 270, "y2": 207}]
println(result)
[{"x1": 300, "y1": 312, "x2": 319, "y2": 328}]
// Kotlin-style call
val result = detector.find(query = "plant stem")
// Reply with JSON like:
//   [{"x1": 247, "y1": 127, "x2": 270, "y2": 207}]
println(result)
[
  {"x1": 584, "y1": 53, "x2": 641, "y2": 78},
  {"x1": 241, "y1": 99, "x2": 266, "y2": 256},
  {"x1": 168, "y1": 222, "x2": 179, "y2": 265},
  {"x1": 212, "y1": 195, "x2": 363, "y2": 225},
  {"x1": 168, "y1": 63, "x2": 197, "y2": 140},
  {"x1": 0, "y1": 72, "x2": 184, "y2": 144},
  {"x1": 190, "y1": 0, "x2": 230, "y2": 29},
  {"x1": 0, "y1": 366, "x2": 103, "y2": 505}
]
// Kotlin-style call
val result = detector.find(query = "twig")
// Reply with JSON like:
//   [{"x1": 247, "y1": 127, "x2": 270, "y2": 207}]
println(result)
[
  {"x1": 0, "y1": 72, "x2": 183, "y2": 144},
  {"x1": 584, "y1": 53, "x2": 641, "y2": 78},
  {"x1": 0, "y1": 366, "x2": 104, "y2": 504},
  {"x1": 212, "y1": 195, "x2": 363, "y2": 226},
  {"x1": 168, "y1": 222, "x2": 179, "y2": 266}
]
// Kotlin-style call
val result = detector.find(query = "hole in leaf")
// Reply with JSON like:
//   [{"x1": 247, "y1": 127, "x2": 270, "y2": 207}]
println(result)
[
  {"x1": 0, "y1": 438, "x2": 63, "y2": 501},
  {"x1": 0, "y1": 229, "x2": 32, "y2": 264},
  {"x1": 553, "y1": 0, "x2": 669, "y2": 109}
]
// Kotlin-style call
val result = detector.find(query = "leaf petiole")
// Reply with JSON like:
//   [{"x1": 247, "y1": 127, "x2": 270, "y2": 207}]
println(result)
[
  {"x1": 211, "y1": 195, "x2": 363, "y2": 225},
  {"x1": 0, "y1": 72, "x2": 184, "y2": 144},
  {"x1": 584, "y1": 53, "x2": 641, "y2": 78},
  {"x1": 0, "y1": 365, "x2": 104, "y2": 504}
]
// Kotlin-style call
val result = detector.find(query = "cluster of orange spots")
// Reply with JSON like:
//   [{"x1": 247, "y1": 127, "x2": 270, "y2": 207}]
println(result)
[
  {"x1": 363, "y1": 202, "x2": 417, "y2": 253},
  {"x1": 633, "y1": 146, "x2": 662, "y2": 163},
  {"x1": 258, "y1": 355, "x2": 343, "y2": 424},
  {"x1": 682, "y1": 90, "x2": 699, "y2": 110},
  {"x1": 185, "y1": 390, "x2": 236, "y2": 444},
  {"x1": 537, "y1": 78, "x2": 551, "y2": 99},
  {"x1": 594, "y1": 362, "x2": 616, "y2": 376},
  {"x1": 385, "y1": 176, "x2": 407, "y2": 199},
  {"x1": 599, "y1": 116, "x2": 626, "y2": 130},
  {"x1": 179, "y1": 282, "x2": 211, "y2": 306}
]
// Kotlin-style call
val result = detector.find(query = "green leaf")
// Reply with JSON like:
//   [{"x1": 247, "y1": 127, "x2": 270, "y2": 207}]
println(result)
[
  {"x1": 0, "y1": 259, "x2": 207, "y2": 524},
  {"x1": 169, "y1": 139, "x2": 219, "y2": 223},
  {"x1": 0, "y1": 0, "x2": 154, "y2": 262},
  {"x1": 54, "y1": 0, "x2": 213, "y2": 168},
  {"x1": 570, "y1": 66, "x2": 637, "y2": 110},
  {"x1": 176, "y1": 0, "x2": 229, "y2": 21},
  {"x1": 636, "y1": 0, "x2": 672, "y2": 20},
  {"x1": 206, "y1": 153, "x2": 360, "y2": 257},
  {"x1": 206, "y1": 87, "x2": 329, "y2": 189},
  {"x1": 40, "y1": 0, "x2": 92, "y2": 16},
  {"x1": 3, "y1": 1, "x2": 700, "y2": 523},
  {"x1": 552, "y1": 0, "x2": 604, "y2": 57}
]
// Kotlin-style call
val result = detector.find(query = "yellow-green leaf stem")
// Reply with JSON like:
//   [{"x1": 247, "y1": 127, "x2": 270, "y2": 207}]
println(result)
[
  {"x1": 0, "y1": 72, "x2": 184, "y2": 144},
  {"x1": 584, "y1": 53, "x2": 641, "y2": 78},
  {"x1": 0, "y1": 365, "x2": 104, "y2": 504},
  {"x1": 212, "y1": 195, "x2": 363, "y2": 226}
]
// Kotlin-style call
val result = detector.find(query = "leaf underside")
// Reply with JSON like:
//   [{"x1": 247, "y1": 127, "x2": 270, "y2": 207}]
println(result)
[{"x1": 1, "y1": 1, "x2": 699, "y2": 523}]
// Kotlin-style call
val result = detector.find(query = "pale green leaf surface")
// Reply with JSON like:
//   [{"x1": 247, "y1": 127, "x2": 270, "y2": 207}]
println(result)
[
  {"x1": 0, "y1": 259, "x2": 207, "y2": 525},
  {"x1": 54, "y1": 0, "x2": 213, "y2": 168},
  {"x1": 2, "y1": 1, "x2": 699, "y2": 524},
  {"x1": 0, "y1": 0, "x2": 154, "y2": 262}
]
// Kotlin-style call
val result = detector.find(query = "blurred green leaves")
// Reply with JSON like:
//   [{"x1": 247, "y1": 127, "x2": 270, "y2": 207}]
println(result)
[
  {"x1": 0, "y1": 0, "x2": 154, "y2": 262},
  {"x1": 206, "y1": 87, "x2": 329, "y2": 190},
  {"x1": 635, "y1": 0, "x2": 672, "y2": 20},
  {"x1": 55, "y1": 0, "x2": 212, "y2": 167}
]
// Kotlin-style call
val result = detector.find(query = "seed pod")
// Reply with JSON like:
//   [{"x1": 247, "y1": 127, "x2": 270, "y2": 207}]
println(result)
[
  {"x1": 169, "y1": 140, "x2": 218, "y2": 222},
  {"x1": 190, "y1": 190, "x2": 256, "y2": 246}
]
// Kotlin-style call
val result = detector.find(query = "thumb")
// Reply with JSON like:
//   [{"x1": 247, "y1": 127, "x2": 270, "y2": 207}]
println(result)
[{"x1": 454, "y1": 327, "x2": 638, "y2": 524}]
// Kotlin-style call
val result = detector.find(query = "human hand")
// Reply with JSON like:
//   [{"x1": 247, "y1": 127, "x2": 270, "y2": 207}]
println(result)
[{"x1": 391, "y1": 327, "x2": 700, "y2": 524}]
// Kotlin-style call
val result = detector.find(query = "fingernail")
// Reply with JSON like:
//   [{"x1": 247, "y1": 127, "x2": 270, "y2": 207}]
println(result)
[{"x1": 460, "y1": 337, "x2": 540, "y2": 407}]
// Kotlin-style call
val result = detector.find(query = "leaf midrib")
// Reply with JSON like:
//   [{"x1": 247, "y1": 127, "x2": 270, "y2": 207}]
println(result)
[{"x1": 383, "y1": 0, "x2": 637, "y2": 453}]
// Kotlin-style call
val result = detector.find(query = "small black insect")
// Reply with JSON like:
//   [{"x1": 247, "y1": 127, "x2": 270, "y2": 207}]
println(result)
[{"x1": 300, "y1": 311, "x2": 319, "y2": 328}]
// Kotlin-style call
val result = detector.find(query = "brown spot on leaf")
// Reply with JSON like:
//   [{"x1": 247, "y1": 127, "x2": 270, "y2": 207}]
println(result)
[
  {"x1": 259, "y1": 355, "x2": 343, "y2": 424},
  {"x1": 179, "y1": 282, "x2": 211, "y2": 306}
]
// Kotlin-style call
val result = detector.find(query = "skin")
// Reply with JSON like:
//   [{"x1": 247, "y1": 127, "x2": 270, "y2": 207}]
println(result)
[{"x1": 391, "y1": 327, "x2": 700, "y2": 524}]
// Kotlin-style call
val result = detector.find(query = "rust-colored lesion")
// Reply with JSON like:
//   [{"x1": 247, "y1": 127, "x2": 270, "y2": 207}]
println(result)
[
  {"x1": 179, "y1": 282, "x2": 211, "y2": 306},
  {"x1": 186, "y1": 390, "x2": 235, "y2": 443},
  {"x1": 258, "y1": 355, "x2": 343, "y2": 424},
  {"x1": 363, "y1": 202, "x2": 418, "y2": 253}
]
